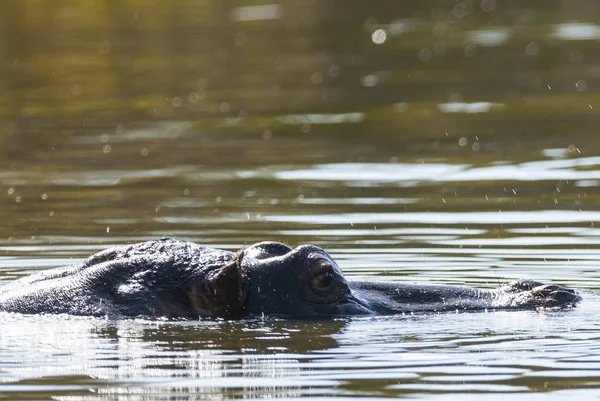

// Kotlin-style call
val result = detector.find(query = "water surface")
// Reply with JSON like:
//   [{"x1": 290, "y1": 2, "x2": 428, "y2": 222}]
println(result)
[{"x1": 1, "y1": 1, "x2": 600, "y2": 400}]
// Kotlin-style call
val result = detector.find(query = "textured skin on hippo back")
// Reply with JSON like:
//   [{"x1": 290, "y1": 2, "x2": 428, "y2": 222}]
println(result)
[{"x1": 0, "y1": 238, "x2": 234, "y2": 317}]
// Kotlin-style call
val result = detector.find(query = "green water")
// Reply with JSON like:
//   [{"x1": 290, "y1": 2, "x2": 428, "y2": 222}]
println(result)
[{"x1": 1, "y1": 1, "x2": 600, "y2": 399}]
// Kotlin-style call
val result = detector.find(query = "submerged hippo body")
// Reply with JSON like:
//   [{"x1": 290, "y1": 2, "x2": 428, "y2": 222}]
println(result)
[{"x1": 0, "y1": 238, "x2": 582, "y2": 318}]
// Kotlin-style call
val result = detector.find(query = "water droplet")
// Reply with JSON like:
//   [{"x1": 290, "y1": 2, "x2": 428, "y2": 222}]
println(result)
[
  {"x1": 115, "y1": 124, "x2": 125, "y2": 134},
  {"x1": 575, "y1": 80, "x2": 587, "y2": 91},
  {"x1": 525, "y1": 42, "x2": 539, "y2": 56},
  {"x1": 7, "y1": 188, "x2": 14, "y2": 195},
  {"x1": 419, "y1": 47, "x2": 432, "y2": 61},
  {"x1": 41, "y1": 193, "x2": 48, "y2": 200},
  {"x1": 219, "y1": 102, "x2": 230, "y2": 112},
  {"x1": 472, "y1": 142, "x2": 481, "y2": 151},
  {"x1": 188, "y1": 92, "x2": 199, "y2": 103},
  {"x1": 458, "y1": 137, "x2": 468, "y2": 146},
  {"x1": 100, "y1": 133, "x2": 109, "y2": 143},
  {"x1": 103, "y1": 145, "x2": 111, "y2": 153},
  {"x1": 262, "y1": 130, "x2": 272, "y2": 140},
  {"x1": 183, "y1": 189, "x2": 190, "y2": 196},
  {"x1": 310, "y1": 72, "x2": 323, "y2": 84},
  {"x1": 371, "y1": 28, "x2": 387, "y2": 44},
  {"x1": 171, "y1": 97, "x2": 182, "y2": 107},
  {"x1": 328, "y1": 64, "x2": 340, "y2": 77},
  {"x1": 140, "y1": 147, "x2": 149, "y2": 156}
]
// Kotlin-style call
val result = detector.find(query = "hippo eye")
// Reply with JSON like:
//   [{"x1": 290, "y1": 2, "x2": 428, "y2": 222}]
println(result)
[
  {"x1": 305, "y1": 261, "x2": 348, "y2": 304},
  {"x1": 310, "y1": 271, "x2": 335, "y2": 293}
]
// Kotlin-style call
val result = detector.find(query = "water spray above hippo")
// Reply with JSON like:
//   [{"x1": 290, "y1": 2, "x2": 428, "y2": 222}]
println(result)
[{"x1": 0, "y1": 238, "x2": 581, "y2": 318}]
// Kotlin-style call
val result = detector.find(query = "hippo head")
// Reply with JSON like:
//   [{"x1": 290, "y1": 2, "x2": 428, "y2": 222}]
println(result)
[
  {"x1": 195, "y1": 241, "x2": 581, "y2": 319},
  {"x1": 236, "y1": 242, "x2": 372, "y2": 317}
]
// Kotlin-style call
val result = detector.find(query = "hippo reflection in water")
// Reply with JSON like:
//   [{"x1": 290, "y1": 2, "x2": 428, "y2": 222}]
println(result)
[{"x1": 0, "y1": 238, "x2": 581, "y2": 318}]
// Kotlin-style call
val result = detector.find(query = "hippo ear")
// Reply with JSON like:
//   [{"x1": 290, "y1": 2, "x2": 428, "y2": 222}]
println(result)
[
  {"x1": 212, "y1": 260, "x2": 245, "y2": 296},
  {"x1": 188, "y1": 259, "x2": 248, "y2": 317}
]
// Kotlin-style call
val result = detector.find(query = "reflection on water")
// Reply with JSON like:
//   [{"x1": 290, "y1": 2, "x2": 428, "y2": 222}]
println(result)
[
  {"x1": 1, "y1": 301, "x2": 600, "y2": 399},
  {"x1": 272, "y1": 156, "x2": 600, "y2": 183},
  {"x1": 552, "y1": 22, "x2": 600, "y2": 41},
  {"x1": 1, "y1": 0, "x2": 600, "y2": 399}
]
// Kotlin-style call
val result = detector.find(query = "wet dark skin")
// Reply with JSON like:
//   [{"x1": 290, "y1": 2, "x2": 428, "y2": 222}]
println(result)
[{"x1": 0, "y1": 238, "x2": 582, "y2": 318}]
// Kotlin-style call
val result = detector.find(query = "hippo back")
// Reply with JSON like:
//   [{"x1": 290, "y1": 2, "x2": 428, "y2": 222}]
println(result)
[{"x1": 0, "y1": 238, "x2": 235, "y2": 317}]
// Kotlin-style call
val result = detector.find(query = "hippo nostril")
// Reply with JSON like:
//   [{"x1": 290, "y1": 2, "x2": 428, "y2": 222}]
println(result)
[{"x1": 531, "y1": 284, "x2": 582, "y2": 308}]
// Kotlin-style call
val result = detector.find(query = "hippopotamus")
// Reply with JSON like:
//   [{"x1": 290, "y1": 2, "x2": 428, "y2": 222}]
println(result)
[{"x1": 0, "y1": 238, "x2": 581, "y2": 318}]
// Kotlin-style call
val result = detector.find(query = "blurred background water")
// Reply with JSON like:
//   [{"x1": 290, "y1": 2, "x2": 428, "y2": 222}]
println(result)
[{"x1": 1, "y1": 0, "x2": 600, "y2": 400}]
